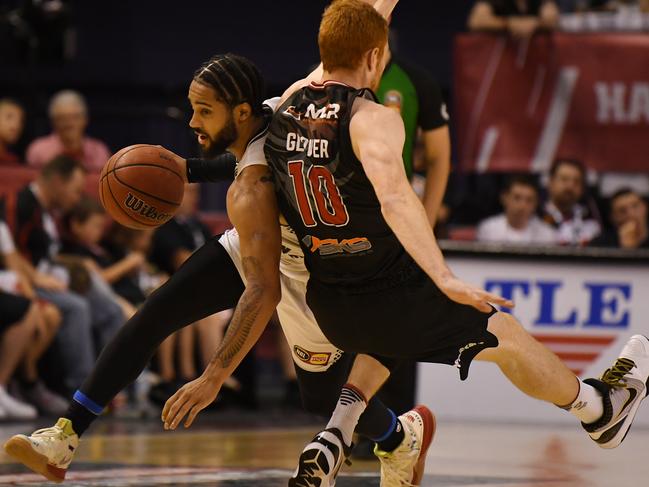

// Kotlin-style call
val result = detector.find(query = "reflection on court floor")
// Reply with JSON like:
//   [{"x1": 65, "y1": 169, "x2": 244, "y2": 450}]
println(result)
[
  {"x1": 0, "y1": 466, "x2": 568, "y2": 486},
  {"x1": 0, "y1": 412, "x2": 647, "y2": 486}
]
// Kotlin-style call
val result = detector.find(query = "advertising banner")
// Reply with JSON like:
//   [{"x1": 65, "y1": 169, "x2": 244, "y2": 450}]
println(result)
[
  {"x1": 454, "y1": 34, "x2": 649, "y2": 173},
  {"x1": 418, "y1": 256, "x2": 649, "y2": 425}
]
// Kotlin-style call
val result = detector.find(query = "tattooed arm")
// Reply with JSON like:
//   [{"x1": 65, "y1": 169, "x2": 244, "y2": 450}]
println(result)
[{"x1": 162, "y1": 165, "x2": 281, "y2": 429}]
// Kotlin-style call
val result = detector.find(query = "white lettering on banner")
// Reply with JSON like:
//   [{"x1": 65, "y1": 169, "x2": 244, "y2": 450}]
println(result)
[
  {"x1": 484, "y1": 280, "x2": 631, "y2": 328},
  {"x1": 595, "y1": 82, "x2": 649, "y2": 124}
]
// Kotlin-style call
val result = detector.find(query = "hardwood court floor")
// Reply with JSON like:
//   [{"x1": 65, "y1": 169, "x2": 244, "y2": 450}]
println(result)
[{"x1": 0, "y1": 411, "x2": 647, "y2": 486}]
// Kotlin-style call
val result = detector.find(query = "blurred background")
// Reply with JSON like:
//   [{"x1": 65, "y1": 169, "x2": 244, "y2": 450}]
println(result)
[{"x1": 0, "y1": 0, "x2": 648, "y2": 430}]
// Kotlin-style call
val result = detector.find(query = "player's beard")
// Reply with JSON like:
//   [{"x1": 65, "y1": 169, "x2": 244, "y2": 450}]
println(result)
[{"x1": 200, "y1": 116, "x2": 238, "y2": 158}]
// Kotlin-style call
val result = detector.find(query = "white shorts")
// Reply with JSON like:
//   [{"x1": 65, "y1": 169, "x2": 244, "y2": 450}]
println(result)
[{"x1": 218, "y1": 229, "x2": 343, "y2": 372}]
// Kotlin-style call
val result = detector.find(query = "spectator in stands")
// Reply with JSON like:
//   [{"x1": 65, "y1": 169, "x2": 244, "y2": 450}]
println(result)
[
  {"x1": 0, "y1": 291, "x2": 41, "y2": 419},
  {"x1": 562, "y1": 0, "x2": 649, "y2": 12},
  {"x1": 0, "y1": 98, "x2": 25, "y2": 165},
  {"x1": 26, "y1": 90, "x2": 110, "y2": 172},
  {"x1": 62, "y1": 198, "x2": 146, "y2": 313},
  {"x1": 477, "y1": 174, "x2": 557, "y2": 244},
  {"x1": 468, "y1": 0, "x2": 560, "y2": 37},
  {"x1": 149, "y1": 184, "x2": 239, "y2": 405},
  {"x1": 590, "y1": 188, "x2": 648, "y2": 249},
  {"x1": 14, "y1": 156, "x2": 124, "y2": 393},
  {"x1": 0, "y1": 218, "x2": 68, "y2": 416},
  {"x1": 542, "y1": 159, "x2": 601, "y2": 245}
]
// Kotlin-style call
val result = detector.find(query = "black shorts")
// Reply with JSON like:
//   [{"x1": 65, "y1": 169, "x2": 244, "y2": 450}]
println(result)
[
  {"x1": 306, "y1": 262, "x2": 498, "y2": 380},
  {"x1": 0, "y1": 290, "x2": 31, "y2": 333}
]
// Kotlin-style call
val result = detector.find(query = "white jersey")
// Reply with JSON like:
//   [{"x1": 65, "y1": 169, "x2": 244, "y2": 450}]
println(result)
[{"x1": 219, "y1": 98, "x2": 343, "y2": 372}]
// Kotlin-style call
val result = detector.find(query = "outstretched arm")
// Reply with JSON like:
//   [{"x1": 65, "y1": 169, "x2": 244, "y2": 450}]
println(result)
[
  {"x1": 162, "y1": 165, "x2": 281, "y2": 429},
  {"x1": 282, "y1": 0, "x2": 399, "y2": 102},
  {"x1": 350, "y1": 102, "x2": 513, "y2": 312}
]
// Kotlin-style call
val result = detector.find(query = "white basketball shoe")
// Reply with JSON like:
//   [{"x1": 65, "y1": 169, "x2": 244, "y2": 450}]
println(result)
[
  {"x1": 374, "y1": 405, "x2": 436, "y2": 486},
  {"x1": 3, "y1": 418, "x2": 79, "y2": 483}
]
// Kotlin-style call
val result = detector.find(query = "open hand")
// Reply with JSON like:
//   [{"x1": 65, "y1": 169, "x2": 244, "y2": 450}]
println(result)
[
  {"x1": 161, "y1": 375, "x2": 222, "y2": 430},
  {"x1": 436, "y1": 275, "x2": 514, "y2": 313}
]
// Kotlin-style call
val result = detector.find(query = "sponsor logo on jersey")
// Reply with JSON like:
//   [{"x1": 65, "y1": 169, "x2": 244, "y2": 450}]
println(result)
[
  {"x1": 124, "y1": 193, "x2": 171, "y2": 222},
  {"x1": 302, "y1": 235, "x2": 372, "y2": 256},
  {"x1": 282, "y1": 103, "x2": 340, "y2": 121},
  {"x1": 293, "y1": 345, "x2": 331, "y2": 366}
]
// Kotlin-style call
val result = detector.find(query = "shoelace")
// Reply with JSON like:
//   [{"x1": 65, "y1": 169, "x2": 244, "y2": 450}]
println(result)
[
  {"x1": 601, "y1": 358, "x2": 636, "y2": 388},
  {"x1": 377, "y1": 451, "x2": 416, "y2": 487},
  {"x1": 31, "y1": 426, "x2": 64, "y2": 439}
]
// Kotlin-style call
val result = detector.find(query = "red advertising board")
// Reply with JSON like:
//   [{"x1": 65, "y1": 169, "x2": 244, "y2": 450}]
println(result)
[{"x1": 454, "y1": 33, "x2": 649, "y2": 173}]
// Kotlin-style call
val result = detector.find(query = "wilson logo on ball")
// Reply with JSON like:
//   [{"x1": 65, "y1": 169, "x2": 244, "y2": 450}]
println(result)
[{"x1": 124, "y1": 193, "x2": 171, "y2": 222}]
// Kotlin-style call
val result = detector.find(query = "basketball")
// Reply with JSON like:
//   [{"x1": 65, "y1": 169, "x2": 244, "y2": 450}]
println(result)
[{"x1": 99, "y1": 144, "x2": 184, "y2": 230}]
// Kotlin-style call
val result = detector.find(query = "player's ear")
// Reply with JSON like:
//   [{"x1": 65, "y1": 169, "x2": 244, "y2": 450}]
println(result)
[
  {"x1": 366, "y1": 47, "x2": 380, "y2": 71},
  {"x1": 235, "y1": 102, "x2": 252, "y2": 123}
]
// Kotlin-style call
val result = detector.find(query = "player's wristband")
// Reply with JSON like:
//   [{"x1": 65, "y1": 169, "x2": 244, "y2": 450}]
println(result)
[{"x1": 186, "y1": 153, "x2": 238, "y2": 183}]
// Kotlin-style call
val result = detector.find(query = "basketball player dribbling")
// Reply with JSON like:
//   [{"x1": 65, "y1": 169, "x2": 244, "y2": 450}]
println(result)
[
  {"x1": 255, "y1": 1, "x2": 649, "y2": 486},
  {"x1": 4, "y1": 2, "x2": 443, "y2": 486}
]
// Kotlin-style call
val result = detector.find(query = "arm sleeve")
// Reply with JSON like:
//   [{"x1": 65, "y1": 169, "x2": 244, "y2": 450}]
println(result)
[{"x1": 186, "y1": 152, "x2": 238, "y2": 183}]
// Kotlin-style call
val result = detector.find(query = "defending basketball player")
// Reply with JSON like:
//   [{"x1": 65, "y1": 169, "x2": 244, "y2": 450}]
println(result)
[
  {"x1": 256, "y1": 1, "x2": 649, "y2": 485},
  {"x1": 3, "y1": 2, "x2": 439, "y2": 486}
]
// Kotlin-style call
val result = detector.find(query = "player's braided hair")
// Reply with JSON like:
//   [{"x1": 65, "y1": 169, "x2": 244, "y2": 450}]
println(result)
[{"x1": 193, "y1": 53, "x2": 265, "y2": 115}]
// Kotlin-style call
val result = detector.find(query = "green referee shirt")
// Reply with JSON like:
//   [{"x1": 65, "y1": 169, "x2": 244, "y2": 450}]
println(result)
[{"x1": 376, "y1": 56, "x2": 449, "y2": 179}]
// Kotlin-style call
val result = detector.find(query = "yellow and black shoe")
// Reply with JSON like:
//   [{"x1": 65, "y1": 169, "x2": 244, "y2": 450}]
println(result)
[{"x1": 583, "y1": 335, "x2": 649, "y2": 449}]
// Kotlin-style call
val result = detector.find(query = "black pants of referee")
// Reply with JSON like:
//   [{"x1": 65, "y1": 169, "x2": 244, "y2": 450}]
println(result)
[{"x1": 77, "y1": 237, "x2": 393, "y2": 439}]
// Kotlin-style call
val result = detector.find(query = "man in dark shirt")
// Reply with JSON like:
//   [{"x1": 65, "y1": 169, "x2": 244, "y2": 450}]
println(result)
[
  {"x1": 14, "y1": 156, "x2": 124, "y2": 392},
  {"x1": 590, "y1": 188, "x2": 649, "y2": 249},
  {"x1": 468, "y1": 0, "x2": 560, "y2": 37},
  {"x1": 150, "y1": 184, "x2": 211, "y2": 276}
]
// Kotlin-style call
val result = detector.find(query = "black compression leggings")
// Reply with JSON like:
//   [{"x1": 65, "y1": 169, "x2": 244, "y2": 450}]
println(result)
[
  {"x1": 77, "y1": 236, "x2": 395, "y2": 441},
  {"x1": 79, "y1": 238, "x2": 244, "y2": 407}
]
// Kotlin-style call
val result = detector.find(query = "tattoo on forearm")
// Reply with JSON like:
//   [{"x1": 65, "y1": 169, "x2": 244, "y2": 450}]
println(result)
[{"x1": 210, "y1": 256, "x2": 265, "y2": 369}]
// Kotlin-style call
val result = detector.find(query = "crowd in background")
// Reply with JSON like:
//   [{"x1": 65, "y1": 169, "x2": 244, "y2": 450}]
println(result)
[{"x1": 1, "y1": 0, "x2": 648, "y2": 422}]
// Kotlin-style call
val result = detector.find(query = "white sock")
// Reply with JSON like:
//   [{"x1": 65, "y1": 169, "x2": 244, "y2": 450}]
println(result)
[
  {"x1": 326, "y1": 384, "x2": 367, "y2": 446},
  {"x1": 561, "y1": 379, "x2": 604, "y2": 424}
]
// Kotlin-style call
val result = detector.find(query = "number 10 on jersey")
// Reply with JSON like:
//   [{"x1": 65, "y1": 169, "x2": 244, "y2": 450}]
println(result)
[{"x1": 288, "y1": 160, "x2": 349, "y2": 227}]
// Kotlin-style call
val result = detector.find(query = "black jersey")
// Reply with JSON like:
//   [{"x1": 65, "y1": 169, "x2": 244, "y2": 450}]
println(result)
[{"x1": 264, "y1": 81, "x2": 407, "y2": 285}]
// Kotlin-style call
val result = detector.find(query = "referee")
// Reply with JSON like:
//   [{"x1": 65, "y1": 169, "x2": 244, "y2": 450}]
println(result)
[{"x1": 353, "y1": 34, "x2": 452, "y2": 459}]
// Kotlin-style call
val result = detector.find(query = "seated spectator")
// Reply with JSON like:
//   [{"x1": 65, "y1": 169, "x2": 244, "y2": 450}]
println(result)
[
  {"x1": 468, "y1": 0, "x2": 560, "y2": 37},
  {"x1": 13, "y1": 156, "x2": 124, "y2": 393},
  {"x1": 26, "y1": 90, "x2": 110, "y2": 172},
  {"x1": 62, "y1": 198, "x2": 146, "y2": 311},
  {"x1": 590, "y1": 188, "x2": 648, "y2": 249},
  {"x1": 149, "y1": 184, "x2": 238, "y2": 404},
  {"x1": 542, "y1": 159, "x2": 601, "y2": 245},
  {"x1": 0, "y1": 292, "x2": 40, "y2": 419},
  {"x1": 477, "y1": 174, "x2": 557, "y2": 244},
  {"x1": 150, "y1": 184, "x2": 211, "y2": 275},
  {"x1": 0, "y1": 218, "x2": 68, "y2": 416},
  {"x1": 0, "y1": 98, "x2": 25, "y2": 165}
]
